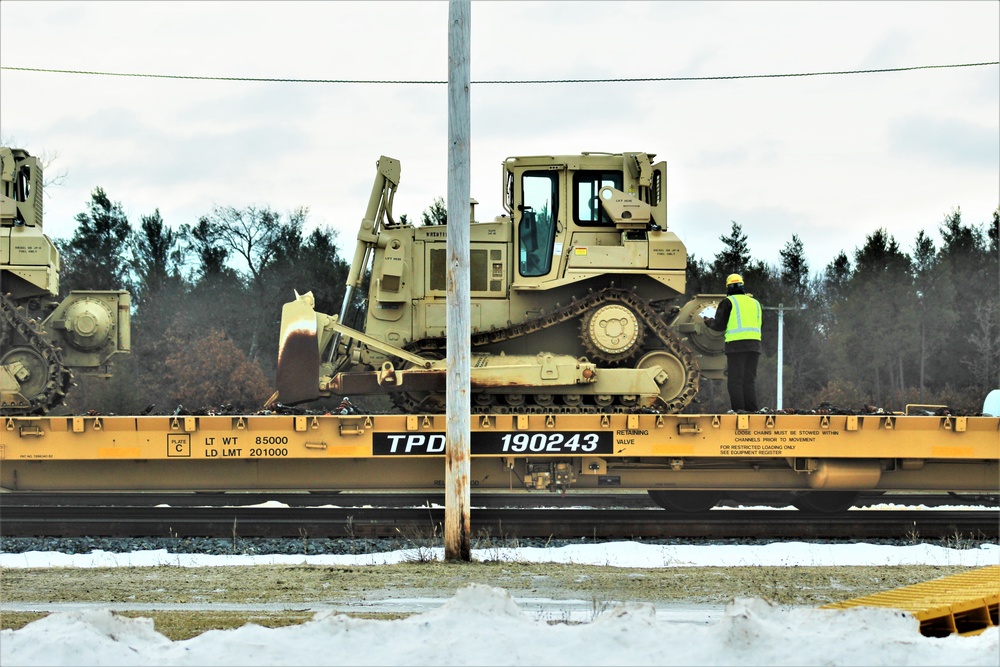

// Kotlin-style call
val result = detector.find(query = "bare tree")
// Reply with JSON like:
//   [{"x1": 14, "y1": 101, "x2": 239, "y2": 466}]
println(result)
[{"x1": 201, "y1": 205, "x2": 307, "y2": 285}]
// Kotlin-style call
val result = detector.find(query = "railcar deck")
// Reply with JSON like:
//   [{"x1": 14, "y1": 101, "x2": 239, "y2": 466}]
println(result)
[{"x1": 2, "y1": 412, "x2": 997, "y2": 494}]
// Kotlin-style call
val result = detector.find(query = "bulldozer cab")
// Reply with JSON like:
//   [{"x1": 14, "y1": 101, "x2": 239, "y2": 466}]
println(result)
[
  {"x1": 1, "y1": 147, "x2": 43, "y2": 229},
  {"x1": 1, "y1": 147, "x2": 57, "y2": 298},
  {"x1": 504, "y1": 152, "x2": 681, "y2": 293}
]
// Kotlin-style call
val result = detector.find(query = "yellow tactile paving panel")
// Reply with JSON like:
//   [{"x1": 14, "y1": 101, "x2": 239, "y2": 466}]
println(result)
[{"x1": 822, "y1": 565, "x2": 1000, "y2": 637}]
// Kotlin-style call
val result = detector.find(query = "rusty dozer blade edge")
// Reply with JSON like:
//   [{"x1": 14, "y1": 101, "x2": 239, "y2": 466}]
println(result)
[{"x1": 275, "y1": 293, "x2": 322, "y2": 405}]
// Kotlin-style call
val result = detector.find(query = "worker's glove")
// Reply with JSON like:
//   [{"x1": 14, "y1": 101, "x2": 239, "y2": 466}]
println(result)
[{"x1": 703, "y1": 317, "x2": 715, "y2": 327}]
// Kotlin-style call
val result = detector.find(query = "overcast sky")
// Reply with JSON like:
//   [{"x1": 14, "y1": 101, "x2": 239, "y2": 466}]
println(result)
[{"x1": 1, "y1": 1, "x2": 997, "y2": 277}]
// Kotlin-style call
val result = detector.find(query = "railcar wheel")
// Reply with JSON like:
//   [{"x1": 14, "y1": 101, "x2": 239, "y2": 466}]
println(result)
[
  {"x1": 647, "y1": 490, "x2": 722, "y2": 513},
  {"x1": 789, "y1": 491, "x2": 858, "y2": 513}
]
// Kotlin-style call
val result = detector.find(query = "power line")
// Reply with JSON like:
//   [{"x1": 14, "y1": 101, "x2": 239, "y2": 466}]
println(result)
[{"x1": 1, "y1": 61, "x2": 997, "y2": 85}]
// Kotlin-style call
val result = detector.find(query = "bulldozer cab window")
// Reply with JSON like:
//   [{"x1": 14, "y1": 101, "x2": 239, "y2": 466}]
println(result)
[
  {"x1": 518, "y1": 172, "x2": 558, "y2": 277},
  {"x1": 1, "y1": 162, "x2": 33, "y2": 227},
  {"x1": 574, "y1": 171, "x2": 622, "y2": 226},
  {"x1": 2, "y1": 163, "x2": 31, "y2": 201}
]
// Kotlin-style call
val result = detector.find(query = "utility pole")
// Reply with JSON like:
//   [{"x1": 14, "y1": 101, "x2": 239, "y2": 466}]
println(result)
[
  {"x1": 444, "y1": 0, "x2": 471, "y2": 562},
  {"x1": 762, "y1": 303, "x2": 803, "y2": 410}
]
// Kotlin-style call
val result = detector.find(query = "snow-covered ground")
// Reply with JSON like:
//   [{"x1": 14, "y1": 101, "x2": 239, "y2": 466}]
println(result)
[
  {"x1": 2, "y1": 541, "x2": 998, "y2": 666},
  {"x1": 2, "y1": 539, "x2": 998, "y2": 569}
]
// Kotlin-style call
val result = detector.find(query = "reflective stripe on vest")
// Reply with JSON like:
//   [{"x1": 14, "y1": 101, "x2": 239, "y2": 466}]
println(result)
[{"x1": 725, "y1": 294, "x2": 762, "y2": 342}]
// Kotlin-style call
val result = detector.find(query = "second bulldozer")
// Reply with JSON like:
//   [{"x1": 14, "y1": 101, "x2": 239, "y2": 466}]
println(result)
[
  {"x1": 277, "y1": 151, "x2": 726, "y2": 414},
  {"x1": 1, "y1": 146, "x2": 131, "y2": 415}
]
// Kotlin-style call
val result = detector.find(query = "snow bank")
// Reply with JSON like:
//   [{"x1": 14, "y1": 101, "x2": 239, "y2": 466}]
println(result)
[
  {"x1": 2, "y1": 541, "x2": 997, "y2": 569},
  {"x1": 2, "y1": 585, "x2": 996, "y2": 666}
]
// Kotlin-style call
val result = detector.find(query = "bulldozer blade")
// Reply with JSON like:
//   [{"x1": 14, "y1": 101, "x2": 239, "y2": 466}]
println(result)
[{"x1": 276, "y1": 294, "x2": 322, "y2": 405}]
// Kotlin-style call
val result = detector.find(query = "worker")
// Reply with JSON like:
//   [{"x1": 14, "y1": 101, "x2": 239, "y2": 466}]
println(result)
[{"x1": 703, "y1": 274, "x2": 763, "y2": 412}]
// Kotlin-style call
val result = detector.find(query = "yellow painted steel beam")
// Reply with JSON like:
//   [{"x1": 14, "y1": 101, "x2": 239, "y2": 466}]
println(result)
[
  {"x1": 2, "y1": 413, "x2": 997, "y2": 462},
  {"x1": 822, "y1": 565, "x2": 1000, "y2": 637}
]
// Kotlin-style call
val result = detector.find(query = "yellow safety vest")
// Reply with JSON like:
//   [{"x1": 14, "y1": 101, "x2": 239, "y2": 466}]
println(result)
[{"x1": 724, "y1": 294, "x2": 762, "y2": 343}]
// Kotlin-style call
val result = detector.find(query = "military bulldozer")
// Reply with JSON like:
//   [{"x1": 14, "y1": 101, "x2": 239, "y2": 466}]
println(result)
[
  {"x1": 1, "y1": 147, "x2": 131, "y2": 415},
  {"x1": 277, "y1": 151, "x2": 727, "y2": 414}
]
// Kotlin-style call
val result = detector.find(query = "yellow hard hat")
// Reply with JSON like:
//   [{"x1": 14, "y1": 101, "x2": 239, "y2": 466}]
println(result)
[{"x1": 726, "y1": 273, "x2": 744, "y2": 286}]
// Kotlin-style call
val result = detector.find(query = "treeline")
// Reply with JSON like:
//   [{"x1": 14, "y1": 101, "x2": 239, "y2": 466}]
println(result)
[
  {"x1": 54, "y1": 187, "x2": 999, "y2": 415},
  {"x1": 56, "y1": 188, "x2": 353, "y2": 414},
  {"x1": 686, "y1": 212, "x2": 999, "y2": 413}
]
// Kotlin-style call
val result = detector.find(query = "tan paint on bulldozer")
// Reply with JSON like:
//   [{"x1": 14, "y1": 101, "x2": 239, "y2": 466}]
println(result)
[
  {"x1": 276, "y1": 151, "x2": 727, "y2": 413},
  {"x1": 1, "y1": 147, "x2": 131, "y2": 415}
]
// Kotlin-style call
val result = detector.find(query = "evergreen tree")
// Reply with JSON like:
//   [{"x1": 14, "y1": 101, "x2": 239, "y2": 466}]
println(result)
[
  {"x1": 57, "y1": 187, "x2": 133, "y2": 294},
  {"x1": 172, "y1": 214, "x2": 251, "y2": 373},
  {"x1": 811, "y1": 252, "x2": 851, "y2": 391},
  {"x1": 421, "y1": 197, "x2": 448, "y2": 226},
  {"x1": 129, "y1": 209, "x2": 184, "y2": 308},
  {"x1": 822, "y1": 252, "x2": 852, "y2": 300},
  {"x1": 989, "y1": 207, "x2": 999, "y2": 255},
  {"x1": 258, "y1": 223, "x2": 352, "y2": 376},
  {"x1": 296, "y1": 226, "x2": 352, "y2": 317},
  {"x1": 709, "y1": 221, "x2": 752, "y2": 282},
  {"x1": 934, "y1": 208, "x2": 995, "y2": 393},
  {"x1": 910, "y1": 230, "x2": 957, "y2": 400},
  {"x1": 778, "y1": 235, "x2": 809, "y2": 294},
  {"x1": 772, "y1": 235, "x2": 823, "y2": 406},
  {"x1": 180, "y1": 217, "x2": 232, "y2": 280},
  {"x1": 103, "y1": 209, "x2": 192, "y2": 414},
  {"x1": 829, "y1": 229, "x2": 915, "y2": 406},
  {"x1": 684, "y1": 253, "x2": 712, "y2": 297}
]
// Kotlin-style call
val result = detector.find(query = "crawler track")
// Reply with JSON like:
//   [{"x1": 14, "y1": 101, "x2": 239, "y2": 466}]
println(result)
[
  {"x1": 393, "y1": 287, "x2": 700, "y2": 414},
  {"x1": 0, "y1": 292, "x2": 72, "y2": 415}
]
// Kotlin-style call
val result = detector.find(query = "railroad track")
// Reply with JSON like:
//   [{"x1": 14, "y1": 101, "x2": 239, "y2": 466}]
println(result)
[
  {"x1": 0, "y1": 492, "x2": 656, "y2": 509},
  {"x1": 2, "y1": 491, "x2": 993, "y2": 508},
  {"x1": 1, "y1": 495, "x2": 996, "y2": 540}
]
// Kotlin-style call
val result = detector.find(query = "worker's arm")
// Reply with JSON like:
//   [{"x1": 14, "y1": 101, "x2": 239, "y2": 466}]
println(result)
[{"x1": 704, "y1": 297, "x2": 731, "y2": 332}]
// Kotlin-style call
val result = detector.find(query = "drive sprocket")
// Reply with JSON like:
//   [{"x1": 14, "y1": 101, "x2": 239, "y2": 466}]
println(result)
[{"x1": 579, "y1": 302, "x2": 645, "y2": 364}]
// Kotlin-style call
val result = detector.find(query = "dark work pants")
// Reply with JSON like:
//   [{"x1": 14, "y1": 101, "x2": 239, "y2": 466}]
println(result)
[{"x1": 726, "y1": 350, "x2": 760, "y2": 412}]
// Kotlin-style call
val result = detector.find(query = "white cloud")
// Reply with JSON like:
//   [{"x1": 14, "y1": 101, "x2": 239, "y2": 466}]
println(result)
[{"x1": 1, "y1": 0, "x2": 997, "y2": 273}]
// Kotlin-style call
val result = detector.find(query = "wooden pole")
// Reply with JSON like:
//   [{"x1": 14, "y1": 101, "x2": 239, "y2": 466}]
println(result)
[{"x1": 444, "y1": 0, "x2": 471, "y2": 561}]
